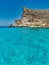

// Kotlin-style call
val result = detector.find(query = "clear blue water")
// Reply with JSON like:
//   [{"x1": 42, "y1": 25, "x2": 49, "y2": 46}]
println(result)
[{"x1": 0, "y1": 27, "x2": 49, "y2": 65}]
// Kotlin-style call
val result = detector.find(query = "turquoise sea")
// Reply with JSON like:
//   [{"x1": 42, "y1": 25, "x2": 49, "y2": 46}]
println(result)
[{"x1": 0, "y1": 27, "x2": 49, "y2": 65}]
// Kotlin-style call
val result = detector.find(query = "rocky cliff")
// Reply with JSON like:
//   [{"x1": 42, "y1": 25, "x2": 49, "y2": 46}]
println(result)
[{"x1": 10, "y1": 7, "x2": 49, "y2": 27}]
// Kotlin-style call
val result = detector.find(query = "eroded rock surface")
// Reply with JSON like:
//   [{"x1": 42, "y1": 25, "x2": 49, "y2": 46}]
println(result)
[{"x1": 10, "y1": 7, "x2": 49, "y2": 27}]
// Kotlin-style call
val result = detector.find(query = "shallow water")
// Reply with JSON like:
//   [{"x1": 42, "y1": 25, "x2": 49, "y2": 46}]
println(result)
[{"x1": 0, "y1": 27, "x2": 49, "y2": 65}]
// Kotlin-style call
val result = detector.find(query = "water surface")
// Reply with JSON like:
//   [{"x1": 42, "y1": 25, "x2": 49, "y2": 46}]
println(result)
[{"x1": 0, "y1": 27, "x2": 49, "y2": 65}]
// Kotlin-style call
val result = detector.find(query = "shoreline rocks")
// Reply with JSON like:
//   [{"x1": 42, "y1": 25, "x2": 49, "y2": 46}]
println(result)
[{"x1": 10, "y1": 7, "x2": 49, "y2": 27}]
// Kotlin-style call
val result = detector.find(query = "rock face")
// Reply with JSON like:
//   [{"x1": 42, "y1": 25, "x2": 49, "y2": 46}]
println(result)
[{"x1": 11, "y1": 7, "x2": 49, "y2": 27}]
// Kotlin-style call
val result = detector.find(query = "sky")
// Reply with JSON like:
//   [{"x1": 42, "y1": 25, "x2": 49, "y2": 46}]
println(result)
[{"x1": 0, "y1": 0, "x2": 49, "y2": 26}]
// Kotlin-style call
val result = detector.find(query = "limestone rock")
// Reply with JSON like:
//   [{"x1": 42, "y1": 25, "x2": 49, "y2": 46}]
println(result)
[{"x1": 11, "y1": 7, "x2": 49, "y2": 27}]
